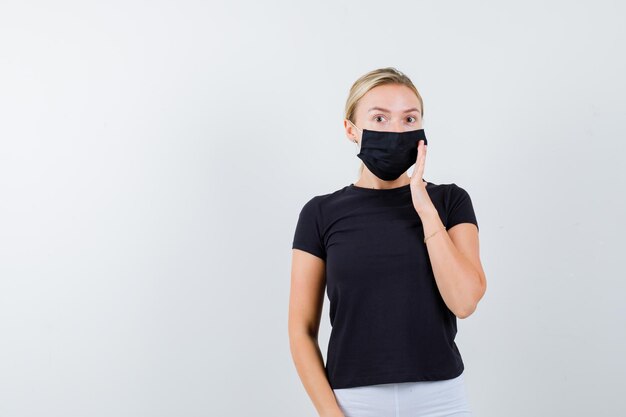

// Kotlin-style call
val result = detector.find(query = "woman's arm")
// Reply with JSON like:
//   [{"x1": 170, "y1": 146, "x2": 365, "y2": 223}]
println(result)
[
  {"x1": 288, "y1": 249, "x2": 343, "y2": 417},
  {"x1": 421, "y1": 209, "x2": 487, "y2": 319}
]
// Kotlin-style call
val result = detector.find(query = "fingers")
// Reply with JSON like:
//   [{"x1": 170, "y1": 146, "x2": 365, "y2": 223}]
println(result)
[{"x1": 415, "y1": 139, "x2": 426, "y2": 180}]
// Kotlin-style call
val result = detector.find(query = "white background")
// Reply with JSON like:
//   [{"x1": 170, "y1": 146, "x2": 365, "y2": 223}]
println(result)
[{"x1": 1, "y1": 1, "x2": 625, "y2": 416}]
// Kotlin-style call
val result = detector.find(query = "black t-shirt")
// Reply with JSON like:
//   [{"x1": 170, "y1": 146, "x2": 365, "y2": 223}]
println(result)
[{"x1": 291, "y1": 180, "x2": 479, "y2": 389}]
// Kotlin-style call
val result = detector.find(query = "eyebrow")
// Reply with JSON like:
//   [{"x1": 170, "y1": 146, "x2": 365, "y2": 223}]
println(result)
[{"x1": 367, "y1": 106, "x2": 421, "y2": 114}]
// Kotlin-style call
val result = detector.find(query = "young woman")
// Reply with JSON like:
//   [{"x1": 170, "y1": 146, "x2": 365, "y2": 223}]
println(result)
[{"x1": 288, "y1": 67, "x2": 487, "y2": 417}]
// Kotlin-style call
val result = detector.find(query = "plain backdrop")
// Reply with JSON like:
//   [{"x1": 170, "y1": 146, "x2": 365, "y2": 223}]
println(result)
[{"x1": 1, "y1": 1, "x2": 625, "y2": 416}]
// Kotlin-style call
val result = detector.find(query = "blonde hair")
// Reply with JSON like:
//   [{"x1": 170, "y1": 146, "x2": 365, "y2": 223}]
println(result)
[{"x1": 344, "y1": 67, "x2": 424, "y2": 176}]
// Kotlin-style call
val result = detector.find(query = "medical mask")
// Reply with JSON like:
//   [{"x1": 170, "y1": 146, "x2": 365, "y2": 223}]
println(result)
[{"x1": 349, "y1": 120, "x2": 428, "y2": 181}]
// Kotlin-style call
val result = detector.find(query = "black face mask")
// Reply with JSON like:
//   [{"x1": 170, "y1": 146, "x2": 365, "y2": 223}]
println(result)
[{"x1": 349, "y1": 120, "x2": 428, "y2": 181}]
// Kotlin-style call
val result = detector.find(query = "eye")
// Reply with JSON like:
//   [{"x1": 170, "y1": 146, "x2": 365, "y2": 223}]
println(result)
[
  {"x1": 373, "y1": 115, "x2": 386, "y2": 122},
  {"x1": 407, "y1": 116, "x2": 417, "y2": 123}
]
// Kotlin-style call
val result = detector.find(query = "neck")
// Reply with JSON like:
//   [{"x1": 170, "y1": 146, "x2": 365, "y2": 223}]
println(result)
[{"x1": 355, "y1": 172, "x2": 411, "y2": 190}]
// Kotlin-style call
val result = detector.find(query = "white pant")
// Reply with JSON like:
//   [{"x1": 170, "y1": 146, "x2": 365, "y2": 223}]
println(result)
[{"x1": 332, "y1": 371, "x2": 473, "y2": 417}]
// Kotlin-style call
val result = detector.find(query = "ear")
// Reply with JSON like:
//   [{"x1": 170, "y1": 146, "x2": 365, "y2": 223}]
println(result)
[{"x1": 344, "y1": 119, "x2": 359, "y2": 143}]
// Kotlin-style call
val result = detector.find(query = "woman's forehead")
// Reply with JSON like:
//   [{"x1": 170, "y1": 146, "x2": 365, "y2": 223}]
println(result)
[{"x1": 358, "y1": 85, "x2": 421, "y2": 113}]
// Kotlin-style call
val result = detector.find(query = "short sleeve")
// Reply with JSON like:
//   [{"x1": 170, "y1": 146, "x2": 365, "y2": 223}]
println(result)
[
  {"x1": 292, "y1": 196, "x2": 326, "y2": 261},
  {"x1": 446, "y1": 183, "x2": 479, "y2": 232}
]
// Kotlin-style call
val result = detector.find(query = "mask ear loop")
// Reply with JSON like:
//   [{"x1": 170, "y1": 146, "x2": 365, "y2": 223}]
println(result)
[{"x1": 348, "y1": 120, "x2": 362, "y2": 154}]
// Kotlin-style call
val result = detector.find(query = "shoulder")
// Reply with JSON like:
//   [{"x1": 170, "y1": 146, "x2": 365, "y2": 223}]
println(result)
[
  {"x1": 441, "y1": 183, "x2": 475, "y2": 211},
  {"x1": 439, "y1": 181, "x2": 479, "y2": 230},
  {"x1": 425, "y1": 180, "x2": 471, "y2": 197},
  {"x1": 298, "y1": 185, "x2": 350, "y2": 212},
  {"x1": 428, "y1": 180, "x2": 471, "y2": 195},
  {"x1": 427, "y1": 180, "x2": 476, "y2": 214},
  {"x1": 447, "y1": 182, "x2": 472, "y2": 197}
]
